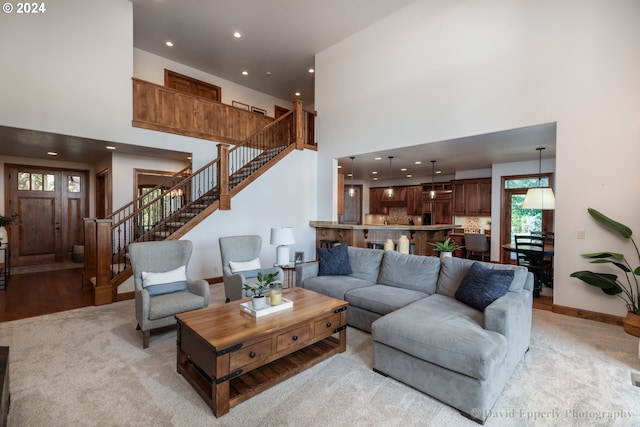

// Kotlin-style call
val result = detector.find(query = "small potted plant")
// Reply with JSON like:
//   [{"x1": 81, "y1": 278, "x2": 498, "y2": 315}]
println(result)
[
  {"x1": 430, "y1": 237, "x2": 463, "y2": 258},
  {"x1": 0, "y1": 213, "x2": 18, "y2": 244},
  {"x1": 570, "y1": 208, "x2": 640, "y2": 336},
  {"x1": 243, "y1": 272, "x2": 279, "y2": 310}
]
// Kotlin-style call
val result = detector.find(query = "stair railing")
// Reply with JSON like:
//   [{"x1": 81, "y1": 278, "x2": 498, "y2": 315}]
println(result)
[{"x1": 86, "y1": 100, "x2": 305, "y2": 305}]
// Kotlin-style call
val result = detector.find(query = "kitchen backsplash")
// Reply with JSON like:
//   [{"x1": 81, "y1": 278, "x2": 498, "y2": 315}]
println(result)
[{"x1": 365, "y1": 207, "x2": 421, "y2": 225}]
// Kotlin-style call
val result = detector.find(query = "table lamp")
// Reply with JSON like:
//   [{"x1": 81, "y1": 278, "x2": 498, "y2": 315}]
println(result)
[{"x1": 270, "y1": 227, "x2": 295, "y2": 266}]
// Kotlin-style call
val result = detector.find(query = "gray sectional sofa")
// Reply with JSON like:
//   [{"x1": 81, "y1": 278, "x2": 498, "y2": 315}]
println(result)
[{"x1": 296, "y1": 246, "x2": 533, "y2": 424}]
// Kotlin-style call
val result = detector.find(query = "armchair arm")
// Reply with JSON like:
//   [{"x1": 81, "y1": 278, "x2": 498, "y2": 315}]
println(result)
[
  {"x1": 187, "y1": 278, "x2": 210, "y2": 307},
  {"x1": 223, "y1": 266, "x2": 246, "y2": 301},
  {"x1": 296, "y1": 261, "x2": 319, "y2": 288}
]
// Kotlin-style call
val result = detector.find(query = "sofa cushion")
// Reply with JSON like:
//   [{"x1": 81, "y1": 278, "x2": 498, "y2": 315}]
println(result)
[
  {"x1": 455, "y1": 262, "x2": 513, "y2": 311},
  {"x1": 347, "y1": 246, "x2": 384, "y2": 283},
  {"x1": 318, "y1": 244, "x2": 352, "y2": 276},
  {"x1": 437, "y1": 257, "x2": 528, "y2": 298},
  {"x1": 148, "y1": 291, "x2": 206, "y2": 320},
  {"x1": 345, "y1": 285, "x2": 428, "y2": 316},
  {"x1": 372, "y1": 294, "x2": 507, "y2": 381},
  {"x1": 302, "y1": 275, "x2": 374, "y2": 300},
  {"x1": 377, "y1": 251, "x2": 440, "y2": 294}
]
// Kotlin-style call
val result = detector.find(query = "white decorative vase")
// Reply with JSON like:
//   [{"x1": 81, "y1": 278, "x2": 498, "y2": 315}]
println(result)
[
  {"x1": 440, "y1": 251, "x2": 453, "y2": 259},
  {"x1": 0, "y1": 227, "x2": 7, "y2": 245},
  {"x1": 384, "y1": 238, "x2": 395, "y2": 252},
  {"x1": 398, "y1": 235, "x2": 410, "y2": 254}
]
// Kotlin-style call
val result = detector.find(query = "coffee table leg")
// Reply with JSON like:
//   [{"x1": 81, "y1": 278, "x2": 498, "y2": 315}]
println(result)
[{"x1": 213, "y1": 354, "x2": 231, "y2": 416}]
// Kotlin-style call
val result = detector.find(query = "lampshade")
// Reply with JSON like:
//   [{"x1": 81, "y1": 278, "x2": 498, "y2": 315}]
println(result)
[
  {"x1": 270, "y1": 227, "x2": 295, "y2": 246},
  {"x1": 522, "y1": 187, "x2": 556, "y2": 210}
]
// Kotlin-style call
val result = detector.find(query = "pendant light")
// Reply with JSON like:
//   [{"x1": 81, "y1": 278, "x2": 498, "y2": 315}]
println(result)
[
  {"x1": 348, "y1": 156, "x2": 356, "y2": 197},
  {"x1": 522, "y1": 147, "x2": 556, "y2": 210},
  {"x1": 429, "y1": 160, "x2": 437, "y2": 199},
  {"x1": 386, "y1": 156, "x2": 394, "y2": 197}
]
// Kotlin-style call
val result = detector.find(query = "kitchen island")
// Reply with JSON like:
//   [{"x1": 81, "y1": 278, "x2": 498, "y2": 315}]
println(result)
[{"x1": 310, "y1": 221, "x2": 460, "y2": 257}]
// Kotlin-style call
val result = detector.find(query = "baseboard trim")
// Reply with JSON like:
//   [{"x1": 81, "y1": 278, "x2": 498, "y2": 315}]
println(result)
[{"x1": 552, "y1": 303, "x2": 624, "y2": 326}]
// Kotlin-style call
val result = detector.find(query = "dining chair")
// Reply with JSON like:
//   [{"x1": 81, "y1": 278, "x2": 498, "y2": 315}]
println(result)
[
  {"x1": 514, "y1": 234, "x2": 551, "y2": 297},
  {"x1": 463, "y1": 233, "x2": 490, "y2": 262}
]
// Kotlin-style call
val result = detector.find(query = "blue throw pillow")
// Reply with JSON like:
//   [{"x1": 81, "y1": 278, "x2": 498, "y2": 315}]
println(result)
[
  {"x1": 318, "y1": 244, "x2": 352, "y2": 276},
  {"x1": 455, "y1": 262, "x2": 514, "y2": 311}
]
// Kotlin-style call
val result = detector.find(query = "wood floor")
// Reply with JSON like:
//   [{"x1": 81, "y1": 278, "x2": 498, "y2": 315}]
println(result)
[{"x1": 0, "y1": 267, "x2": 93, "y2": 322}]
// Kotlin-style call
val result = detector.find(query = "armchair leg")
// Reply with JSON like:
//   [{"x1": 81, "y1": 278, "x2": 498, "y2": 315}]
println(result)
[
  {"x1": 142, "y1": 330, "x2": 150, "y2": 349},
  {"x1": 225, "y1": 298, "x2": 231, "y2": 303}
]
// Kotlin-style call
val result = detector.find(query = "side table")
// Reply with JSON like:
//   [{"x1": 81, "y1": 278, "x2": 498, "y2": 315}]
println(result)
[{"x1": 274, "y1": 263, "x2": 296, "y2": 288}]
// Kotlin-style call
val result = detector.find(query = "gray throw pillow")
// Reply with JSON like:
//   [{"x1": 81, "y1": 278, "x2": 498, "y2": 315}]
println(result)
[
  {"x1": 455, "y1": 262, "x2": 514, "y2": 311},
  {"x1": 318, "y1": 244, "x2": 352, "y2": 276}
]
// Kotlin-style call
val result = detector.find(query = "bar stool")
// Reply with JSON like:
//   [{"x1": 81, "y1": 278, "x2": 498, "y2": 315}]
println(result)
[{"x1": 319, "y1": 239, "x2": 339, "y2": 249}]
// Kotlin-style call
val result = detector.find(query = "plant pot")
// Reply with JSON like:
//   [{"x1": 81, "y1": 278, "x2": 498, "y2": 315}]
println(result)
[
  {"x1": 251, "y1": 296, "x2": 268, "y2": 311},
  {"x1": 440, "y1": 251, "x2": 452, "y2": 259},
  {"x1": 623, "y1": 311, "x2": 640, "y2": 337}
]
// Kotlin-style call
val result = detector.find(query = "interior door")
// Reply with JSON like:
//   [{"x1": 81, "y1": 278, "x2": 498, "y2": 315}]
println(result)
[{"x1": 6, "y1": 165, "x2": 88, "y2": 266}]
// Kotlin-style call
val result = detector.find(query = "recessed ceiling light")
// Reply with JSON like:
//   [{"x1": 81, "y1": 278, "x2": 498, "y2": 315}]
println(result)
[
  {"x1": 106, "y1": 146, "x2": 116, "y2": 150},
  {"x1": 373, "y1": 177, "x2": 379, "y2": 181},
  {"x1": 165, "y1": 41, "x2": 174, "y2": 47},
  {"x1": 308, "y1": 68, "x2": 315, "y2": 73},
  {"x1": 187, "y1": 156, "x2": 191, "y2": 160},
  {"x1": 406, "y1": 174, "x2": 413, "y2": 178},
  {"x1": 436, "y1": 170, "x2": 442, "y2": 174},
  {"x1": 371, "y1": 171, "x2": 378, "y2": 174},
  {"x1": 401, "y1": 168, "x2": 407, "y2": 171},
  {"x1": 266, "y1": 71, "x2": 272, "y2": 76},
  {"x1": 337, "y1": 165, "x2": 342, "y2": 169},
  {"x1": 242, "y1": 70, "x2": 248, "y2": 76},
  {"x1": 374, "y1": 157, "x2": 382, "y2": 160},
  {"x1": 414, "y1": 161, "x2": 422, "y2": 165},
  {"x1": 294, "y1": 92, "x2": 301, "y2": 96},
  {"x1": 47, "y1": 151, "x2": 57, "y2": 156},
  {"x1": 347, "y1": 173, "x2": 352, "y2": 177},
  {"x1": 233, "y1": 32, "x2": 242, "y2": 38}
]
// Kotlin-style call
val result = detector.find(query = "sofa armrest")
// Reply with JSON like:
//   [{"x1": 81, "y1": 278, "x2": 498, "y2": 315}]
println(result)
[{"x1": 296, "y1": 261, "x2": 319, "y2": 288}]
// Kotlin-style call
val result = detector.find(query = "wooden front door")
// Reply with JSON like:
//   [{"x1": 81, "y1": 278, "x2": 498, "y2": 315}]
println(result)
[{"x1": 6, "y1": 165, "x2": 88, "y2": 266}]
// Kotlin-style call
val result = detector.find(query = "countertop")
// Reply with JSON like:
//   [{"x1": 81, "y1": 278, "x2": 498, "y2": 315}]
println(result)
[{"x1": 309, "y1": 221, "x2": 461, "y2": 231}]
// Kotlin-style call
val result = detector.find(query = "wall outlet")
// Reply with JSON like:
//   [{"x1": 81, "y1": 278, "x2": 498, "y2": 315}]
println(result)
[
  {"x1": 213, "y1": 267, "x2": 219, "y2": 274},
  {"x1": 576, "y1": 230, "x2": 586, "y2": 239}
]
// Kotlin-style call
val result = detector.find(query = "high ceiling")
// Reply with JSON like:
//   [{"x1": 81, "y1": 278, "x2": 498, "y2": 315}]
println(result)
[{"x1": 132, "y1": 0, "x2": 417, "y2": 105}]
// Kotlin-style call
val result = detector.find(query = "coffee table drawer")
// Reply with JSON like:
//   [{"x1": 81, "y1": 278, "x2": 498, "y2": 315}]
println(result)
[
  {"x1": 313, "y1": 313, "x2": 344, "y2": 339},
  {"x1": 230, "y1": 339, "x2": 272, "y2": 370},
  {"x1": 276, "y1": 325, "x2": 310, "y2": 352}
]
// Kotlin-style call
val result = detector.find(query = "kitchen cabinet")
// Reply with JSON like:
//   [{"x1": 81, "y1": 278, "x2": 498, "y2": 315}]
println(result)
[
  {"x1": 369, "y1": 187, "x2": 389, "y2": 214},
  {"x1": 452, "y1": 178, "x2": 491, "y2": 216},
  {"x1": 423, "y1": 188, "x2": 453, "y2": 224},
  {"x1": 406, "y1": 186, "x2": 423, "y2": 215}
]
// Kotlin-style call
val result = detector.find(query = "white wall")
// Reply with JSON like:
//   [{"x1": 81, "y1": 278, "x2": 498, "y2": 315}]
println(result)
[{"x1": 315, "y1": 0, "x2": 640, "y2": 316}]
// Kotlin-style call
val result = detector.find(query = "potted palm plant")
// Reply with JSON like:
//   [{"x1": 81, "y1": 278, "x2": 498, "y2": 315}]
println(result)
[
  {"x1": 243, "y1": 271, "x2": 279, "y2": 310},
  {"x1": 430, "y1": 237, "x2": 463, "y2": 258},
  {"x1": 570, "y1": 208, "x2": 640, "y2": 336}
]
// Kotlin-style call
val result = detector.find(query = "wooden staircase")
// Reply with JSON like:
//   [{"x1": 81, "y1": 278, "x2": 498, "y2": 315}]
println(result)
[{"x1": 83, "y1": 99, "x2": 314, "y2": 305}]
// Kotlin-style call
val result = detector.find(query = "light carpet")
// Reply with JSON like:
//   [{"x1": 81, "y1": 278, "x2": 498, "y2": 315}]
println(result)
[{"x1": 1, "y1": 284, "x2": 639, "y2": 426}]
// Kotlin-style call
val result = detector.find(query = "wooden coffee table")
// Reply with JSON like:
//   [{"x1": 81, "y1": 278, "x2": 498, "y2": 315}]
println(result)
[{"x1": 175, "y1": 287, "x2": 348, "y2": 417}]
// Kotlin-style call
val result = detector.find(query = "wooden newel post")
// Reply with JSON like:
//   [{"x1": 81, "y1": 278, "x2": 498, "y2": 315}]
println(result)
[
  {"x1": 94, "y1": 219, "x2": 113, "y2": 306},
  {"x1": 218, "y1": 143, "x2": 231, "y2": 210},
  {"x1": 293, "y1": 99, "x2": 304, "y2": 150},
  {"x1": 82, "y1": 218, "x2": 97, "y2": 290}
]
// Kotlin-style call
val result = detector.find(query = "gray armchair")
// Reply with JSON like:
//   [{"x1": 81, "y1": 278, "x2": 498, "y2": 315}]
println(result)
[
  {"x1": 129, "y1": 240, "x2": 210, "y2": 348},
  {"x1": 219, "y1": 235, "x2": 283, "y2": 302}
]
